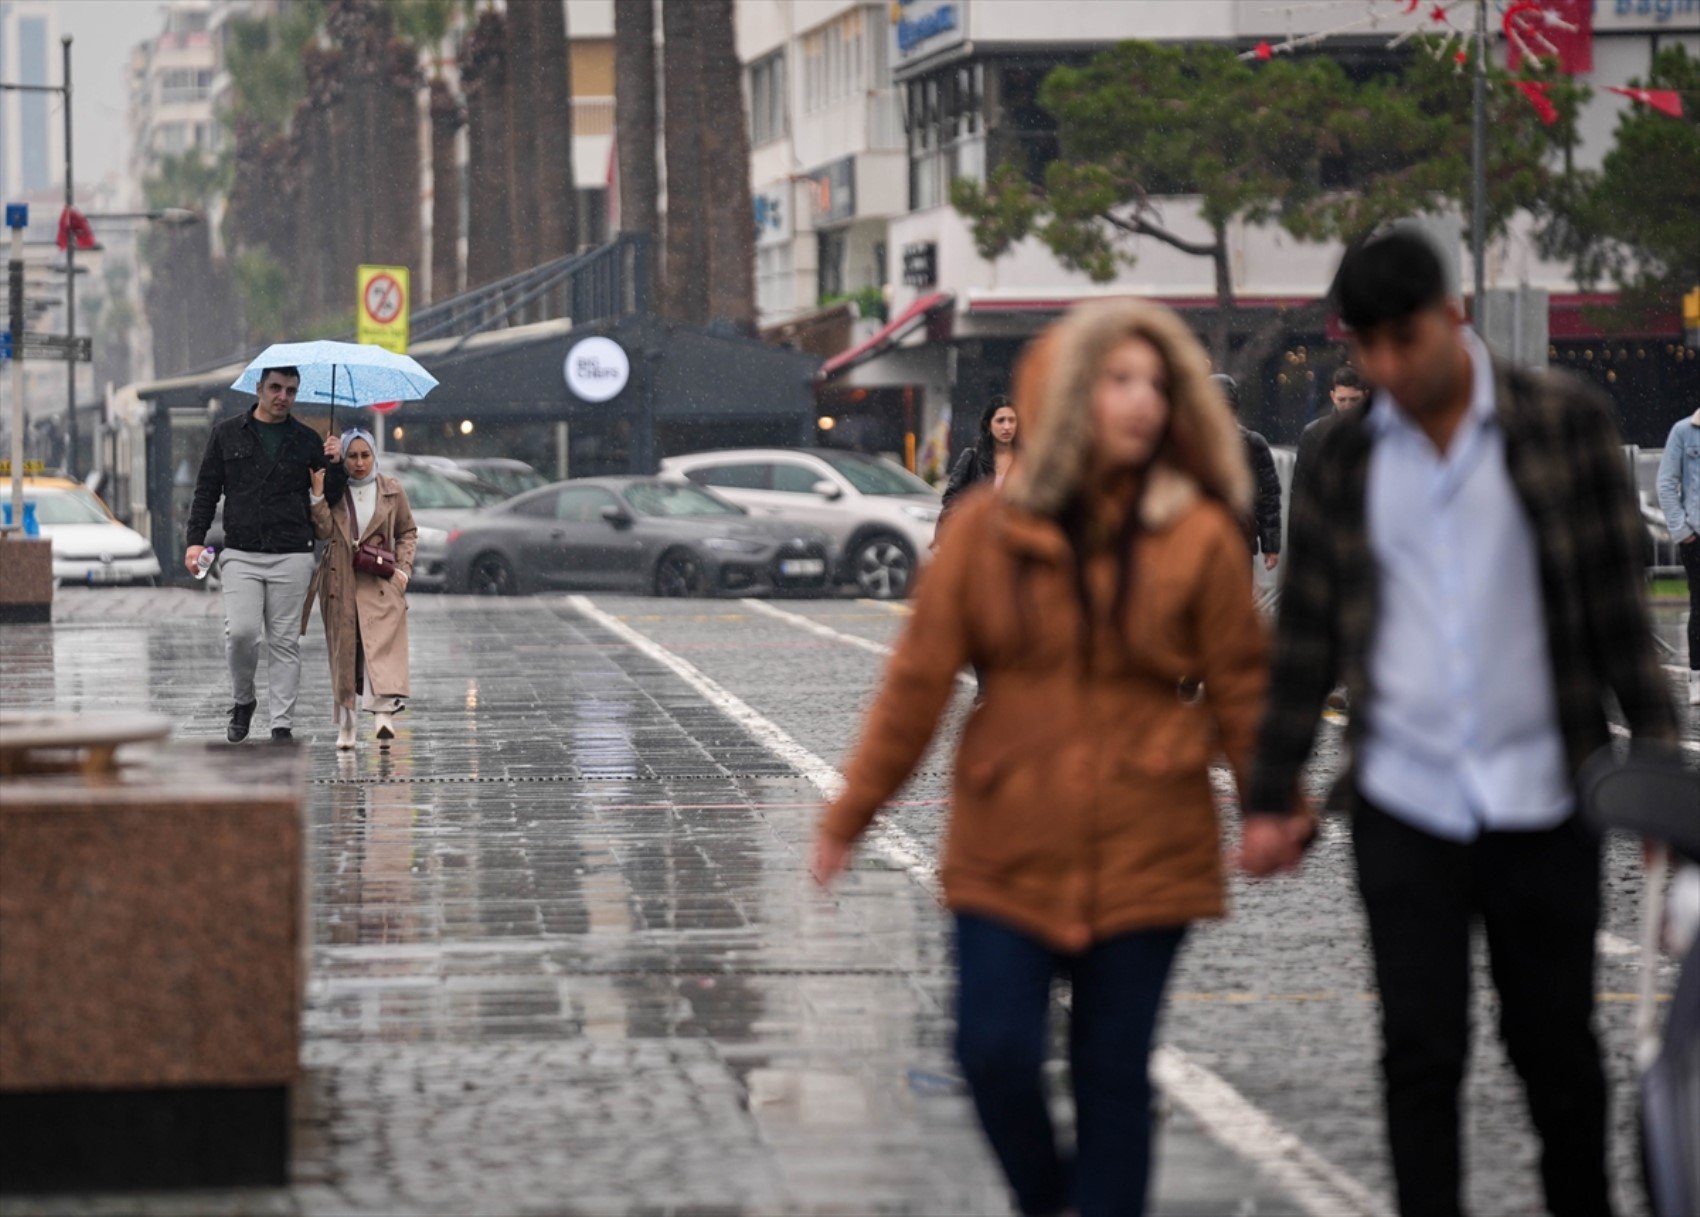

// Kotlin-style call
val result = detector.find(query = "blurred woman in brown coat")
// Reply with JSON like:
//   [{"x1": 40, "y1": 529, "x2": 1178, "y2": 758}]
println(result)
[
  {"x1": 305, "y1": 429, "x2": 417, "y2": 749},
  {"x1": 812, "y1": 299, "x2": 1280, "y2": 1217}
]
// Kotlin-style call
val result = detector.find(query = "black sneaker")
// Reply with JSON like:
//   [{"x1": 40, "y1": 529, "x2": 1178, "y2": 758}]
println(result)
[
  {"x1": 227, "y1": 701, "x2": 257, "y2": 743},
  {"x1": 270, "y1": 728, "x2": 294, "y2": 743}
]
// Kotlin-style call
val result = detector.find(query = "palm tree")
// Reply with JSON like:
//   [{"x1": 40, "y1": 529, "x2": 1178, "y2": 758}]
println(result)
[
  {"x1": 614, "y1": 0, "x2": 658, "y2": 299},
  {"x1": 460, "y1": 8, "x2": 512, "y2": 287},
  {"x1": 428, "y1": 78, "x2": 465, "y2": 300},
  {"x1": 503, "y1": 0, "x2": 540, "y2": 272},
  {"x1": 696, "y1": 0, "x2": 754, "y2": 329},
  {"x1": 661, "y1": 0, "x2": 707, "y2": 322},
  {"x1": 533, "y1": 0, "x2": 578, "y2": 260},
  {"x1": 140, "y1": 153, "x2": 242, "y2": 373}
]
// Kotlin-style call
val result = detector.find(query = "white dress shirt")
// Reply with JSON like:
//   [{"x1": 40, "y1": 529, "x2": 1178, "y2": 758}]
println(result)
[{"x1": 1358, "y1": 329, "x2": 1572, "y2": 842}]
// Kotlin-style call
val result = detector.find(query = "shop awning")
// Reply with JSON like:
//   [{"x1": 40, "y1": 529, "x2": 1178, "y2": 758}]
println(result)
[{"x1": 818, "y1": 291, "x2": 953, "y2": 380}]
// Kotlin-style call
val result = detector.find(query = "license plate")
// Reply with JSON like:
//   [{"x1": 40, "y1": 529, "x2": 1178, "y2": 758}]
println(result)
[
  {"x1": 779, "y1": 559, "x2": 825, "y2": 577},
  {"x1": 88, "y1": 566, "x2": 125, "y2": 583}
]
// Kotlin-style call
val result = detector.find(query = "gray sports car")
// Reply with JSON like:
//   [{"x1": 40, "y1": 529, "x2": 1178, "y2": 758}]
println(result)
[{"x1": 443, "y1": 477, "x2": 835, "y2": 598}]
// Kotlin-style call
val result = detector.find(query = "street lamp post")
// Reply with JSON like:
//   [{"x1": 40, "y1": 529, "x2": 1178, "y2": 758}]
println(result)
[{"x1": 61, "y1": 35, "x2": 77, "y2": 481}]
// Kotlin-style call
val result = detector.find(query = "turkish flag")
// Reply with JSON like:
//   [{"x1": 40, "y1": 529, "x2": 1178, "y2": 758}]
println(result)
[
  {"x1": 55, "y1": 207, "x2": 96, "y2": 251},
  {"x1": 1607, "y1": 86, "x2": 1685, "y2": 119},
  {"x1": 1513, "y1": 80, "x2": 1559, "y2": 126},
  {"x1": 1505, "y1": 0, "x2": 1593, "y2": 75}
]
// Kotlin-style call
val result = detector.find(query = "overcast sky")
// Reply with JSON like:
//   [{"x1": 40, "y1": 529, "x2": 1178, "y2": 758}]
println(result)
[{"x1": 59, "y1": 1, "x2": 168, "y2": 189}]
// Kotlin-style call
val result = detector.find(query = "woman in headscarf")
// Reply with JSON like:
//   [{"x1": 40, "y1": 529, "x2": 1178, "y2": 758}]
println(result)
[
  {"x1": 812, "y1": 299, "x2": 1282, "y2": 1217},
  {"x1": 305, "y1": 428, "x2": 418, "y2": 749}
]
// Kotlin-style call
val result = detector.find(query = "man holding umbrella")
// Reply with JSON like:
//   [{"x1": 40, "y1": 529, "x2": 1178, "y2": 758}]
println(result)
[{"x1": 186, "y1": 366, "x2": 347, "y2": 743}]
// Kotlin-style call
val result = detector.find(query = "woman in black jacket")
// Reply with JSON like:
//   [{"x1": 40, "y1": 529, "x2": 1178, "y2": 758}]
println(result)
[{"x1": 941, "y1": 395, "x2": 1019, "y2": 519}]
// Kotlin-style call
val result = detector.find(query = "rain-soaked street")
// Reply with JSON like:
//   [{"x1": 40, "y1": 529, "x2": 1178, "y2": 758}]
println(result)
[{"x1": 1, "y1": 587, "x2": 1695, "y2": 1217}]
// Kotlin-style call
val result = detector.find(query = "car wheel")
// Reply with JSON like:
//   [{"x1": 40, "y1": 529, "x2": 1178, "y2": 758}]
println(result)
[
  {"x1": 850, "y1": 533, "x2": 914, "y2": 600},
  {"x1": 469, "y1": 552, "x2": 520, "y2": 596},
  {"x1": 654, "y1": 548, "x2": 708, "y2": 598}
]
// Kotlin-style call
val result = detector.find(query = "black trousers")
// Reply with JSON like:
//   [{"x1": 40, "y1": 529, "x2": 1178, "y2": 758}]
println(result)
[{"x1": 1352, "y1": 796, "x2": 1611, "y2": 1217}]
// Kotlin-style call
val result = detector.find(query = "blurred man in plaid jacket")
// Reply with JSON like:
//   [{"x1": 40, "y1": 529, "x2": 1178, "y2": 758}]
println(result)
[{"x1": 1241, "y1": 227, "x2": 1677, "y2": 1217}]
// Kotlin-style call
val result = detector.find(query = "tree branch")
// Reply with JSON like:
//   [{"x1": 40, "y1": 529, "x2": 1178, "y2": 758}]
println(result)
[{"x1": 1103, "y1": 210, "x2": 1221, "y2": 259}]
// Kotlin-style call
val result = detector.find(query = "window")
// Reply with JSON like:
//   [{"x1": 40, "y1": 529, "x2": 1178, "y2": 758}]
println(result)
[
  {"x1": 756, "y1": 244, "x2": 794, "y2": 319},
  {"x1": 160, "y1": 68, "x2": 213, "y2": 105},
  {"x1": 907, "y1": 62, "x2": 987, "y2": 211},
  {"x1": 817, "y1": 229, "x2": 846, "y2": 301},
  {"x1": 625, "y1": 482, "x2": 742, "y2": 517},
  {"x1": 511, "y1": 491, "x2": 560, "y2": 519},
  {"x1": 771, "y1": 464, "x2": 824, "y2": 494},
  {"x1": 157, "y1": 124, "x2": 188, "y2": 154},
  {"x1": 818, "y1": 452, "x2": 935, "y2": 496},
  {"x1": 687, "y1": 463, "x2": 771, "y2": 490},
  {"x1": 802, "y1": 9, "x2": 869, "y2": 114},
  {"x1": 554, "y1": 487, "x2": 620, "y2": 522},
  {"x1": 748, "y1": 52, "x2": 787, "y2": 146}
]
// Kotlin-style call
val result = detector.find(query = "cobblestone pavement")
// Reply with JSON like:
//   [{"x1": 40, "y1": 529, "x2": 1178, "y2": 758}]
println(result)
[{"x1": 2, "y1": 587, "x2": 1694, "y2": 1217}]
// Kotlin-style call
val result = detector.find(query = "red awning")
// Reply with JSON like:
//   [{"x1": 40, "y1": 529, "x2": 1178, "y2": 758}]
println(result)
[{"x1": 818, "y1": 292, "x2": 953, "y2": 379}]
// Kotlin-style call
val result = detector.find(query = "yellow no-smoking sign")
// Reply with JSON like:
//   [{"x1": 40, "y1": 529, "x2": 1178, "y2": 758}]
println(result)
[{"x1": 356, "y1": 265, "x2": 410, "y2": 354}]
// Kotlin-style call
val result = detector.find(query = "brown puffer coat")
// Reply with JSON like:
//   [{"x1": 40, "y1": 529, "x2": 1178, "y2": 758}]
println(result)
[{"x1": 820, "y1": 299, "x2": 1267, "y2": 952}]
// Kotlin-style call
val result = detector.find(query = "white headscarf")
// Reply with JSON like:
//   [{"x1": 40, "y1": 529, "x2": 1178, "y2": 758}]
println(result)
[{"x1": 341, "y1": 428, "x2": 379, "y2": 487}]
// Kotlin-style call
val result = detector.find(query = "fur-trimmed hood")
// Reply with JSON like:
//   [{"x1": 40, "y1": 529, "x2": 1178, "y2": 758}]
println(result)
[{"x1": 1003, "y1": 299, "x2": 1252, "y2": 530}]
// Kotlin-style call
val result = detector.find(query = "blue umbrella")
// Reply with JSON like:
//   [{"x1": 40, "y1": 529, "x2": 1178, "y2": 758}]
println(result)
[{"x1": 231, "y1": 340, "x2": 439, "y2": 431}]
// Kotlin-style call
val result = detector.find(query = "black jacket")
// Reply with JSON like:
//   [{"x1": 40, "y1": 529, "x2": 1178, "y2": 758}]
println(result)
[
  {"x1": 186, "y1": 408, "x2": 347, "y2": 553},
  {"x1": 941, "y1": 444, "x2": 996, "y2": 515},
  {"x1": 1240, "y1": 426, "x2": 1282, "y2": 555},
  {"x1": 1290, "y1": 413, "x2": 1338, "y2": 511}
]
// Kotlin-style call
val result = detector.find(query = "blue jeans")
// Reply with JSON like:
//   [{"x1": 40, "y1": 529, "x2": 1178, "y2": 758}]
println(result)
[{"x1": 954, "y1": 914, "x2": 1186, "y2": 1217}]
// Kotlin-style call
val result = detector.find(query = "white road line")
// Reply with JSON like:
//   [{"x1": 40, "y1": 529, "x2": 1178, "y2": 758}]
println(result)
[
  {"x1": 741, "y1": 598, "x2": 977, "y2": 690},
  {"x1": 1152, "y1": 1047, "x2": 1393, "y2": 1217},
  {"x1": 567, "y1": 595, "x2": 936, "y2": 884},
  {"x1": 737, "y1": 600, "x2": 1388, "y2": 1217}
]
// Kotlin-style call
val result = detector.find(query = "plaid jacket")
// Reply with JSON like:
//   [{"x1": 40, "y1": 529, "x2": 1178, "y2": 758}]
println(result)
[{"x1": 1246, "y1": 359, "x2": 1677, "y2": 817}]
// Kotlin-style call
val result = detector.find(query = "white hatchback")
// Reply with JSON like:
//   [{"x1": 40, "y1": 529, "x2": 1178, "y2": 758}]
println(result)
[{"x1": 660, "y1": 448, "x2": 940, "y2": 599}]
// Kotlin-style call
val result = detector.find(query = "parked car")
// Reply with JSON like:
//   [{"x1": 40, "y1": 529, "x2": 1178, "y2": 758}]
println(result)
[
  {"x1": 444, "y1": 477, "x2": 833, "y2": 598},
  {"x1": 455, "y1": 457, "x2": 550, "y2": 499},
  {"x1": 659, "y1": 447, "x2": 941, "y2": 599},
  {"x1": 10, "y1": 479, "x2": 162, "y2": 586},
  {"x1": 381, "y1": 454, "x2": 491, "y2": 591}
]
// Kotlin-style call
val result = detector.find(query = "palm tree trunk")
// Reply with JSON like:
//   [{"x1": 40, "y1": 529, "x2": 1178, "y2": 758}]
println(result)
[
  {"x1": 504, "y1": 0, "x2": 540, "y2": 273},
  {"x1": 661, "y1": 0, "x2": 708, "y2": 323},
  {"x1": 696, "y1": 0, "x2": 754, "y2": 330},
  {"x1": 615, "y1": 0, "x2": 659, "y2": 301},
  {"x1": 461, "y1": 9, "x2": 512, "y2": 289},
  {"x1": 534, "y1": 0, "x2": 578, "y2": 259},
  {"x1": 428, "y1": 78, "x2": 465, "y2": 301}
]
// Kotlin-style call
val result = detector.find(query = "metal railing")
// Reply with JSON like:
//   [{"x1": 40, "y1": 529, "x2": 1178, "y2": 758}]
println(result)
[{"x1": 412, "y1": 232, "x2": 652, "y2": 348}]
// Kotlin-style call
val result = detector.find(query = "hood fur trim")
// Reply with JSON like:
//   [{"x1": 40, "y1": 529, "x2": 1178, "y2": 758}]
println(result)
[{"x1": 1003, "y1": 298, "x2": 1251, "y2": 528}]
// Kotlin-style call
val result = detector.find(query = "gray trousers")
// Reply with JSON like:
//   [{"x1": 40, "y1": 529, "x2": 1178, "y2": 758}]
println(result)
[{"x1": 221, "y1": 549, "x2": 317, "y2": 730}]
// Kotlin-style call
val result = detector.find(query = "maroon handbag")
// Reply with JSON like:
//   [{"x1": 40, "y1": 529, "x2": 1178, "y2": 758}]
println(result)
[{"x1": 346, "y1": 493, "x2": 397, "y2": 578}]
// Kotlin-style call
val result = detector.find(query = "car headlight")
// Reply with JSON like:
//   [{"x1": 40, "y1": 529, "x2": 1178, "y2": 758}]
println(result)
[
  {"x1": 416, "y1": 526, "x2": 449, "y2": 547},
  {"x1": 902, "y1": 505, "x2": 941, "y2": 524},
  {"x1": 703, "y1": 537, "x2": 765, "y2": 555}
]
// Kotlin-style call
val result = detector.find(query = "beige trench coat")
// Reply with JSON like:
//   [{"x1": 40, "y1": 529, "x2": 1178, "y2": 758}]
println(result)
[{"x1": 302, "y1": 475, "x2": 418, "y2": 709}]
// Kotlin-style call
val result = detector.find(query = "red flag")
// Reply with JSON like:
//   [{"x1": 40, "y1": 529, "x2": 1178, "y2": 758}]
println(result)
[
  {"x1": 55, "y1": 206, "x2": 96, "y2": 251},
  {"x1": 1254, "y1": 40, "x2": 1273, "y2": 61},
  {"x1": 1513, "y1": 80, "x2": 1559, "y2": 125},
  {"x1": 1607, "y1": 86, "x2": 1685, "y2": 119},
  {"x1": 1505, "y1": 0, "x2": 1593, "y2": 75}
]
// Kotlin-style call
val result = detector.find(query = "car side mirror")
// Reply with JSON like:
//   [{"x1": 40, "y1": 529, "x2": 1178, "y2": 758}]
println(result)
[
  {"x1": 812, "y1": 480, "x2": 843, "y2": 501},
  {"x1": 601, "y1": 505, "x2": 634, "y2": 529}
]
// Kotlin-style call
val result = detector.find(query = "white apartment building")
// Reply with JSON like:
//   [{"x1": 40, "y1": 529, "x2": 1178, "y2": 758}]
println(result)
[
  {"x1": 739, "y1": 1, "x2": 908, "y2": 327},
  {"x1": 127, "y1": 0, "x2": 224, "y2": 198},
  {"x1": 808, "y1": 0, "x2": 1697, "y2": 469}
]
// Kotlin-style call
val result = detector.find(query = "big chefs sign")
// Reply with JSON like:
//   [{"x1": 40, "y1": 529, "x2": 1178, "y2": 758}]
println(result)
[{"x1": 891, "y1": 0, "x2": 964, "y2": 62}]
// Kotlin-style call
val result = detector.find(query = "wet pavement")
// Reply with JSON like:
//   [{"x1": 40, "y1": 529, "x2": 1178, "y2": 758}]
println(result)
[{"x1": 1, "y1": 587, "x2": 1694, "y2": 1216}]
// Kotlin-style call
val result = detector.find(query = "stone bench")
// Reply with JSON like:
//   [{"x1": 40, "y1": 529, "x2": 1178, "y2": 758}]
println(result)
[{"x1": 0, "y1": 742, "x2": 308, "y2": 1192}]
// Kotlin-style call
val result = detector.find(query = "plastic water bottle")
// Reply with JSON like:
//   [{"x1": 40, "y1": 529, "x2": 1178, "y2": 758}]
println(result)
[{"x1": 193, "y1": 546, "x2": 217, "y2": 580}]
